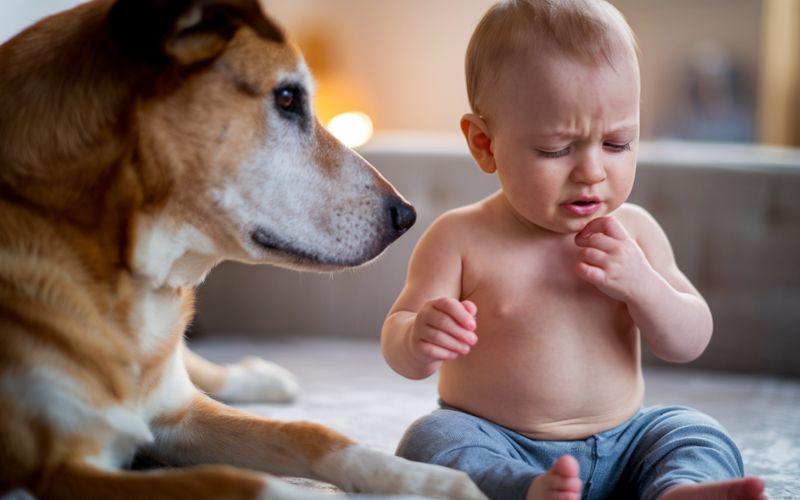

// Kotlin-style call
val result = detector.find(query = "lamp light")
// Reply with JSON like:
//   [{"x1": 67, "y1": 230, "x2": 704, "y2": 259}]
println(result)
[{"x1": 298, "y1": 28, "x2": 375, "y2": 148}]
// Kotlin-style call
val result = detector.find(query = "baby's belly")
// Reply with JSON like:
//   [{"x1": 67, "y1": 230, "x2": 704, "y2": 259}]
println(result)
[{"x1": 438, "y1": 331, "x2": 644, "y2": 440}]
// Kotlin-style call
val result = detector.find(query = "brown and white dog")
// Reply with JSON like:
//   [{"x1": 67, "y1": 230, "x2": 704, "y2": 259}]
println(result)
[{"x1": 0, "y1": 0, "x2": 487, "y2": 498}]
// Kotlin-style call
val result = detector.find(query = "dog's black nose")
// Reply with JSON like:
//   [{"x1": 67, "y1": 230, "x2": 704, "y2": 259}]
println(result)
[{"x1": 389, "y1": 200, "x2": 416, "y2": 235}]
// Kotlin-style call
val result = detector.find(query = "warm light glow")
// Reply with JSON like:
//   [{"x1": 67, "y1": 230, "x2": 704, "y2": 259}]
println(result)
[{"x1": 326, "y1": 112, "x2": 374, "y2": 148}]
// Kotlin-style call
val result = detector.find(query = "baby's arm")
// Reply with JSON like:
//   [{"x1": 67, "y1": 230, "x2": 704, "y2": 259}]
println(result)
[
  {"x1": 381, "y1": 214, "x2": 478, "y2": 380},
  {"x1": 574, "y1": 205, "x2": 713, "y2": 363}
]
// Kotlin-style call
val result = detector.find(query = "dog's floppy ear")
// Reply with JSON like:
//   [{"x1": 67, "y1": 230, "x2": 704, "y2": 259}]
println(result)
[{"x1": 109, "y1": 0, "x2": 285, "y2": 66}]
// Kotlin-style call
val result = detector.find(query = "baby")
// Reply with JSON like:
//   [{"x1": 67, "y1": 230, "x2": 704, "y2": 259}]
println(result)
[{"x1": 381, "y1": 1, "x2": 766, "y2": 499}]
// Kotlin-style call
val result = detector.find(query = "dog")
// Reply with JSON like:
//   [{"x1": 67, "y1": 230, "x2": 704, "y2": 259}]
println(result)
[{"x1": 0, "y1": 0, "x2": 488, "y2": 498}]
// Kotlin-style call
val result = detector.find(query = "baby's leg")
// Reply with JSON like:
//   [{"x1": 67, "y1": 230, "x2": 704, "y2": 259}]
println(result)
[
  {"x1": 625, "y1": 406, "x2": 759, "y2": 500},
  {"x1": 525, "y1": 455, "x2": 583, "y2": 500},
  {"x1": 397, "y1": 409, "x2": 562, "y2": 500}
]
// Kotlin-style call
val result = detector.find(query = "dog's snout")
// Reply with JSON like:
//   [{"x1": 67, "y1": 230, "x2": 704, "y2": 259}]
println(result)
[{"x1": 388, "y1": 199, "x2": 416, "y2": 235}]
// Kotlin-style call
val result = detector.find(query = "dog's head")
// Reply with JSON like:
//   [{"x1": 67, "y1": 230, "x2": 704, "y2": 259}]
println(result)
[{"x1": 108, "y1": 0, "x2": 415, "y2": 284}]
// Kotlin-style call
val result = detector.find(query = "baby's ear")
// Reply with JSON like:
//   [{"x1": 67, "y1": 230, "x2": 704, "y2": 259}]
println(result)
[{"x1": 460, "y1": 114, "x2": 496, "y2": 174}]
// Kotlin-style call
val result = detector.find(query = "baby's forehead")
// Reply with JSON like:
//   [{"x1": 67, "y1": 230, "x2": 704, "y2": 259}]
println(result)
[
  {"x1": 517, "y1": 42, "x2": 637, "y2": 76},
  {"x1": 490, "y1": 44, "x2": 640, "y2": 94},
  {"x1": 480, "y1": 50, "x2": 640, "y2": 123}
]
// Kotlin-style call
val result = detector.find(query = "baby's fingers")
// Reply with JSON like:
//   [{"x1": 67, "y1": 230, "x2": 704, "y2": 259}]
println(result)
[
  {"x1": 418, "y1": 339, "x2": 462, "y2": 361},
  {"x1": 575, "y1": 231, "x2": 618, "y2": 252},
  {"x1": 423, "y1": 310, "x2": 478, "y2": 347},
  {"x1": 578, "y1": 247, "x2": 608, "y2": 268},
  {"x1": 575, "y1": 261, "x2": 606, "y2": 286},
  {"x1": 432, "y1": 297, "x2": 478, "y2": 332},
  {"x1": 576, "y1": 216, "x2": 629, "y2": 242},
  {"x1": 420, "y1": 327, "x2": 473, "y2": 356},
  {"x1": 461, "y1": 299, "x2": 478, "y2": 318}
]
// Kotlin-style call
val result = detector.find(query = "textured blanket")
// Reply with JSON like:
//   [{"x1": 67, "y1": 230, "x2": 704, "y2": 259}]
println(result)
[{"x1": 193, "y1": 337, "x2": 800, "y2": 499}]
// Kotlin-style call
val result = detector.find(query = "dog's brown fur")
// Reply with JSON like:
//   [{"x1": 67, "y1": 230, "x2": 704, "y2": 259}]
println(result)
[{"x1": 0, "y1": 1, "x2": 487, "y2": 498}]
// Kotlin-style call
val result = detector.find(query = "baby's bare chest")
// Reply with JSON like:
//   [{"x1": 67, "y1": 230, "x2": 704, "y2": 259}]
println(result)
[{"x1": 461, "y1": 246, "x2": 629, "y2": 337}]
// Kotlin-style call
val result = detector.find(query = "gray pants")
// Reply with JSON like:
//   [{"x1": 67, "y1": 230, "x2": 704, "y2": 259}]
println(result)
[{"x1": 396, "y1": 404, "x2": 743, "y2": 500}]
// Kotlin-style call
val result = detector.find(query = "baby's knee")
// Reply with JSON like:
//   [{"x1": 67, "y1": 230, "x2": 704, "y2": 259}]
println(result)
[
  {"x1": 396, "y1": 409, "x2": 479, "y2": 462},
  {"x1": 640, "y1": 406, "x2": 744, "y2": 473},
  {"x1": 649, "y1": 406, "x2": 738, "y2": 445},
  {"x1": 397, "y1": 411, "x2": 540, "y2": 500}
]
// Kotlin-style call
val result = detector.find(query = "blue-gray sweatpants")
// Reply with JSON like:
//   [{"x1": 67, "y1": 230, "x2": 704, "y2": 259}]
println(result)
[{"x1": 396, "y1": 404, "x2": 743, "y2": 500}]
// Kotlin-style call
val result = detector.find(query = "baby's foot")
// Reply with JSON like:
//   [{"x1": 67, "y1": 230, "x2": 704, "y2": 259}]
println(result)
[
  {"x1": 526, "y1": 455, "x2": 582, "y2": 500},
  {"x1": 660, "y1": 477, "x2": 766, "y2": 500}
]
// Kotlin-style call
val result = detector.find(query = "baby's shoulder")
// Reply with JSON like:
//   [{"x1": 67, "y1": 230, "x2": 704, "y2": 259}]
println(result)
[
  {"x1": 613, "y1": 202, "x2": 673, "y2": 260},
  {"x1": 614, "y1": 202, "x2": 660, "y2": 235},
  {"x1": 422, "y1": 199, "x2": 495, "y2": 245},
  {"x1": 432, "y1": 198, "x2": 493, "y2": 229}
]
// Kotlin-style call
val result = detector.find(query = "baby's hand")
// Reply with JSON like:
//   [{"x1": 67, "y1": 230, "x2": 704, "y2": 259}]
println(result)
[
  {"x1": 411, "y1": 298, "x2": 478, "y2": 364},
  {"x1": 574, "y1": 216, "x2": 654, "y2": 303}
]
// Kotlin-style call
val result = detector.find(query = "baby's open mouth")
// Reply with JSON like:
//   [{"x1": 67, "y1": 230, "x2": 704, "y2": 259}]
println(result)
[{"x1": 562, "y1": 198, "x2": 601, "y2": 216}]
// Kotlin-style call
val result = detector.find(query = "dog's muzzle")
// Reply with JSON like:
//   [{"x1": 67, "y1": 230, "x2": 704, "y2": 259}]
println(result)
[{"x1": 250, "y1": 196, "x2": 416, "y2": 268}]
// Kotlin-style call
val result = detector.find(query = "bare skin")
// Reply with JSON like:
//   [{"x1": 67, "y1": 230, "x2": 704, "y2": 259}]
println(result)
[
  {"x1": 526, "y1": 457, "x2": 766, "y2": 500},
  {"x1": 382, "y1": 47, "x2": 764, "y2": 500},
  {"x1": 526, "y1": 456, "x2": 582, "y2": 500},
  {"x1": 383, "y1": 53, "x2": 712, "y2": 437},
  {"x1": 661, "y1": 477, "x2": 768, "y2": 500}
]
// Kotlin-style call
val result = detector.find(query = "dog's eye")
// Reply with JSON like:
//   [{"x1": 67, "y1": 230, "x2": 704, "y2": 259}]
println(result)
[
  {"x1": 273, "y1": 84, "x2": 308, "y2": 130},
  {"x1": 275, "y1": 88, "x2": 295, "y2": 110},
  {"x1": 273, "y1": 85, "x2": 304, "y2": 116}
]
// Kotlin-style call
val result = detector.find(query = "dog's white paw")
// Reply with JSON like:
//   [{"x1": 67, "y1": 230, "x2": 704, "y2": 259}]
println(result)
[
  {"x1": 377, "y1": 458, "x2": 488, "y2": 500},
  {"x1": 216, "y1": 356, "x2": 300, "y2": 404},
  {"x1": 258, "y1": 477, "x2": 347, "y2": 500},
  {"x1": 314, "y1": 445, "x2": 488, "y2": 500},
  {"x1": 345, "y1": 496, "x2": 432, "y2": 499},
  {"x1": 259, "y1": 479, "x2": 431, "y2": 500}
]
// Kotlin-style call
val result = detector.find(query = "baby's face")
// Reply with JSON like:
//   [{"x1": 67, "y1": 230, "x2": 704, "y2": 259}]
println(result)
[{"x1": 485, "y1": 50, "x2": 640, "y2": 234}]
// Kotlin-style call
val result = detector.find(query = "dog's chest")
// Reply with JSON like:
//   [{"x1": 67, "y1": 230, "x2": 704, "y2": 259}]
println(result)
[
  {"x1": 85, "y1": 288, "x2": 196, "y2": 469},
  {"x1": 131, "y1": 285, "x2": 198, "y2": 417},
  {"x1": 132, "y1": 286, "x2": 188, "y2": 356}
]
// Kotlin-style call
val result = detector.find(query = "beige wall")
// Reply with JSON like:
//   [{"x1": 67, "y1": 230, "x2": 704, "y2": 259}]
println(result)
[
  {"x1": 615, "y1": 0, "x2": 762, "y2": 140},
  {"x1": 3, "y1": 1, "x2": 764, "y2": 140},
  {"x1": 261, "y1": 0, "x2": 496, "y2": 134},
  {"x1": 264, "y1": 0, "x2": 763, "y2": 139},
  {"x1": 757, "y1": 0, "x2": 800, "y2": 146}
]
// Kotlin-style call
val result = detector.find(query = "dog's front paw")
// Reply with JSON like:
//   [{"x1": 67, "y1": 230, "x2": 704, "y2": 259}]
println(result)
[
  {"x1": 384, "y1": 459, "x2": 488, "y2": 500},
  {"x1": 314, "y1": 445, "x2": 488, "y2": 500},
  {"x1": 215, "y1": 356, "x2": 300, "y2": 403}
]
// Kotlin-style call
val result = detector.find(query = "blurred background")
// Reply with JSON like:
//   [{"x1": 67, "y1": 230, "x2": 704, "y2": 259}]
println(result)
[
  {"x1": 3, "y1": 0, "x2": 799, "y2": 378},
  {"x1": 2, "y1": 0, "x2": 798, "y2": 146},
  {"x1": 254, "y1": 0, "x2": 799, "y2": 147}
]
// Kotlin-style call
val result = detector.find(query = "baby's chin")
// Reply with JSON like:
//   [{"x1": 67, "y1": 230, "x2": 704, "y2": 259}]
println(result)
[
  {"x1": 551, "y1": 215, "x2": 607, "y2": 235},
  {"x1": 533, "y1": 220, "x2": 588, "y2": 236},
  {"x1": 562, "y1": 204, "x2": 625, "y2": 234}
]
